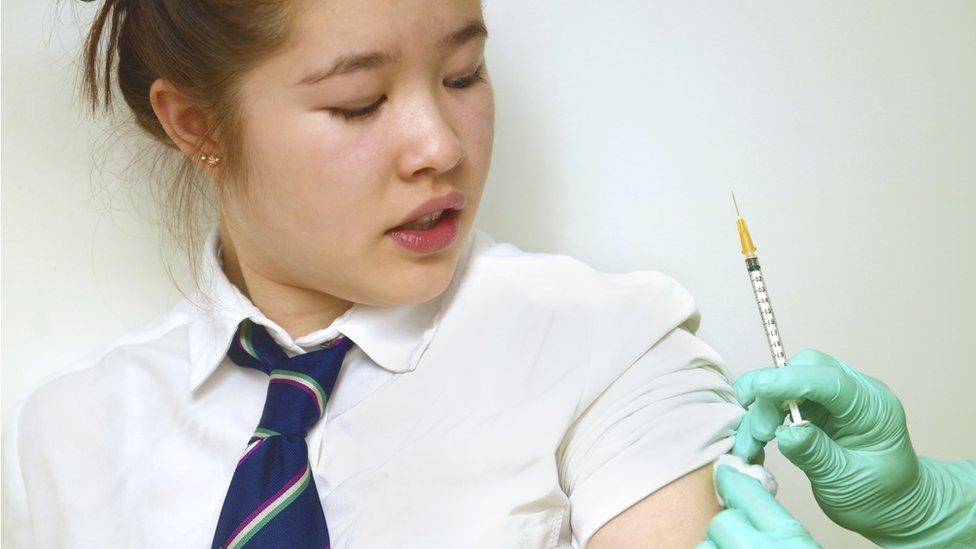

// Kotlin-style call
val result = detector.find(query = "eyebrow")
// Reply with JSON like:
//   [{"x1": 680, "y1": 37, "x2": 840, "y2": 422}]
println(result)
[{"x1": 296, "y1": 19, "x2": 489, "y2": 87}]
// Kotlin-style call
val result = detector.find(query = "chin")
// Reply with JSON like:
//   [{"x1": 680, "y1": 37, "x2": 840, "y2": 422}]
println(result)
[{"x1": 388, "y1": 265, "x2": 455, "y2": 306}]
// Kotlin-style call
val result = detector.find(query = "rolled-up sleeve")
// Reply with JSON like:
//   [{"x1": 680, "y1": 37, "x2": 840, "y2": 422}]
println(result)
[{"x1": 556, "y1": 271, "x2": 745, "y2": 548}]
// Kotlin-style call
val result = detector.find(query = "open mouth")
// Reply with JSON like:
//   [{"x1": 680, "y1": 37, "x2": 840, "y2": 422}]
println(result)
[
  {"x1": 385, "y1": 207, "x2": 461, "y2": 253},
  {"x1": 390, "y1": 208, "x2": 458, "y2": 232}
]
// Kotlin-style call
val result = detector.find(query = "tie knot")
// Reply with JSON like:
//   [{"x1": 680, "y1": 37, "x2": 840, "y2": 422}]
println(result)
[{"x1": 228, "y1": 318, "x2": 355, "y2": 437}]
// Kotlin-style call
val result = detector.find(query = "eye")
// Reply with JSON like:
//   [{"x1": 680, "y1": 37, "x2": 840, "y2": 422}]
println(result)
[
  {"x1": 447, "y1": 64, "x2": 488, "y2": 90},
  {"x1": 328, "y1": 98, "x2": 385, "y2": 121},
  {"x1": 326, "y1": 64, "x2": 488, "y2": 122}
]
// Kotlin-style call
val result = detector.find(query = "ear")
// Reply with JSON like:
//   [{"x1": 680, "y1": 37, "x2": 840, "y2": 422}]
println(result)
[{"x1": 149, "y1": 78, "x2": 220, "y2": 171}]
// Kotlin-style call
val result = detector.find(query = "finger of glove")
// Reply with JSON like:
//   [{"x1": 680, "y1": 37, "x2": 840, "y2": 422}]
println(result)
[
  {"x1": 733, "y1": 368, "x2": 778, "y2": 407},
  {"x1": 731, "y1": 407, "x2": 766, "y2": 462},
  {"x1": 694, "y1": 542, "x2": 718, "y2": 549},
  {"x1": 751, "y1": 363, "x2": 858, "y2": 418},
  {"x1": 706, "y1": 509, "x2": 761, "y2": 549},
  {"x1": 775, "y1": 422, "x2": 848, "y2": 480},
  {"x1": 748, "y1": 398, "x2": 786, "y2": 442},
  {"x1": 716, "y1": 465, "x2": 797, "y2": 532}
]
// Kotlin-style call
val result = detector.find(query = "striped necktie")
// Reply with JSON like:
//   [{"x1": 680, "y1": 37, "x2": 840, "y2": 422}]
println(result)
[{"x1": 211, "y1": 317, "x2": 355, "y2": 549}]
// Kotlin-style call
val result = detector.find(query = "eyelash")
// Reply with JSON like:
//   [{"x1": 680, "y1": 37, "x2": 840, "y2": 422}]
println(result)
[{"x1": 327, "y1": 65, "x2": 488, "y2": 121}]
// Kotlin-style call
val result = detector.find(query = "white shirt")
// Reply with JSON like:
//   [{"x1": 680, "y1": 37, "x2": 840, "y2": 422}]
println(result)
[{"x1": 2, "y1": 226, "x2": 744, "y2": 548}]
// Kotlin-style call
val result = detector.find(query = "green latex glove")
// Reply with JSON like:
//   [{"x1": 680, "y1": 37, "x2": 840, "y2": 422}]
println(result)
[
  {"x1": 696, "y1": 464, "x2": 821, "y2": 549},
  {"x1": 731, "y1": 348, "x2": 976, "y2": 547}
]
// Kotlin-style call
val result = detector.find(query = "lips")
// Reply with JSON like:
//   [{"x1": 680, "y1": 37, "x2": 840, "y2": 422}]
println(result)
[
  {"x1": 388, "y1": 190, "x2": 467, "y2": 232},
  {"x1": 386, "y1": 207, "x2": 461, "y2": 253}
]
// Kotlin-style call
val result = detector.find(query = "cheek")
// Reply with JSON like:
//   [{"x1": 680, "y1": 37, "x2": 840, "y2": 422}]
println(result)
[
  {"x1": 245, "y1": 109, "x2": 386, "y2": 223},
  {"x1": 458, "y1": 93, "x2": 494, "y2": 197},
  {"x1": 462, "y1": 92, "x2": 495, "y2": 161},
  {"x1": 297, "y1": 124, "x2": 392, "y2": 238},
  {"x1": 249, "y1": 112, "x2": 354, "y2": 190}
]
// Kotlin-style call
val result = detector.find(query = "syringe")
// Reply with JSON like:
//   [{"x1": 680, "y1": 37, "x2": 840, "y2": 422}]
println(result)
[{"x1": 732, "y1": 192, "x2": 804, "y2": 425}]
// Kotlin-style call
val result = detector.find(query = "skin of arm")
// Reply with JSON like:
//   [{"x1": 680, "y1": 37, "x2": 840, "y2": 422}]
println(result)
[{"x1": 588, "y1": 464, "x2": 719, "y2": 548}]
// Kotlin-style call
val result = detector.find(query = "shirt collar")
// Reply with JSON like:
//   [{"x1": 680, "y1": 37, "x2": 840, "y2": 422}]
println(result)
[{"x1": 185, "y1": 225, "x2": 479, "y2": 393}]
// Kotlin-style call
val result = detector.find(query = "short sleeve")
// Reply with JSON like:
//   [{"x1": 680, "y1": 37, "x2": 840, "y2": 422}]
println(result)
[
  {"x1": 556, "y1": 271, "x2": 745, "y2": 548},
  {"x1": 2, "y1": 393, "x2": 35, "y2": 548}
]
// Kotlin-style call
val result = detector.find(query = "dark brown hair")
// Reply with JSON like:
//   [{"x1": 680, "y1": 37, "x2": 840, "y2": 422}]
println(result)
[{"x1": 70, "y1": 0, "x2": 300, "y2": 306}]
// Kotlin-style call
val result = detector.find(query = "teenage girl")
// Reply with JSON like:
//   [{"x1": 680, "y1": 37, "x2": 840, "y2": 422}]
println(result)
[{"x1": 2, "y1": 1, "x2": 743, "y2": 547}]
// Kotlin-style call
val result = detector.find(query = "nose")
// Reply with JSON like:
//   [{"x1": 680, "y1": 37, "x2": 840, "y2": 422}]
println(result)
[{"x1": 396, "y1": 95, "x2": 466, "y2": 181}]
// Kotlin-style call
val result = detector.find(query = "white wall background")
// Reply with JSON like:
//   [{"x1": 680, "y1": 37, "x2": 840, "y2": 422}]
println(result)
[{"x1": 3, "y1": 1, "x2": 974, "y2": 547}]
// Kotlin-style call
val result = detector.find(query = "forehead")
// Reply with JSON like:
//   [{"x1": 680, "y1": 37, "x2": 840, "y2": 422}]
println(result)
[{"x1": 288, "y1": 0, "x2": 485, "y2": 59}]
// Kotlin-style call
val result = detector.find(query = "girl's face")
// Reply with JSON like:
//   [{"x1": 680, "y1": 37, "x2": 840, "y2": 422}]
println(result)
[{"x1": 223, "y1": 0, "x2": 493, "y2": 308}]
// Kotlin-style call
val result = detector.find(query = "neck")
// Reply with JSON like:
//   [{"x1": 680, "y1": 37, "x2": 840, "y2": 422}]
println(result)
[{"x1": 218, "y1": 225, "x2": 353, "y2": 341}]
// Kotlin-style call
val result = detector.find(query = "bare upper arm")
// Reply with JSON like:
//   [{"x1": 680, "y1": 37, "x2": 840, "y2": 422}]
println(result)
[{"x1": 586, "y1": 463, "x2": 720, "y2": 548}]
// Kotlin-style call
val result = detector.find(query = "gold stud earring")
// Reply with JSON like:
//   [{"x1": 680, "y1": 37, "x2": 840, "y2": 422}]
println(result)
[{"x1": 200, "y1": 153, "x2": 220, "y2": 167}]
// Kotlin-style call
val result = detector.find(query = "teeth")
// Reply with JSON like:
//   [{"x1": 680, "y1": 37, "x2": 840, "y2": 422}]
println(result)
[
  {"x1": 416, "y1": 210, "x2": 444, "y2": 224},
  {"x1": 400, "y1": 210, "x2": 445, "y2": 230}
]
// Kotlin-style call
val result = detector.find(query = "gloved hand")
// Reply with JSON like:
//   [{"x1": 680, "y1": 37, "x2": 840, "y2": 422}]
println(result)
[
  {"x1": 731, "y1": 348, "x2": 976, "y2": 547},
  {"x1": 696, "y1": 464, "x2": 820, "y2": 548}
]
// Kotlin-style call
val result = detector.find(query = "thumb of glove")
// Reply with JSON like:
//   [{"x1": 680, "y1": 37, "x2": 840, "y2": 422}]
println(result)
[{"x1": 775, "y1": 422, "x2": 847, "y2": 481}]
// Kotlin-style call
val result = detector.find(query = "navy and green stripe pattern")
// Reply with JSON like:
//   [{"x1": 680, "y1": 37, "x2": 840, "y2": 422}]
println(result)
[{"x1": 211, "y1": 317, "x2": 354, "y2": 548}]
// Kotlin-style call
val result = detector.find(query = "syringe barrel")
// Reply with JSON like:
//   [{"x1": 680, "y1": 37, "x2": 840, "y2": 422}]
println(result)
[
  {"x1": 745, "y1": 255, "x2": 786, "y2": 367},
  {"x1": 744, "y1": 254, "x2": 803, "y2": 424}
]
